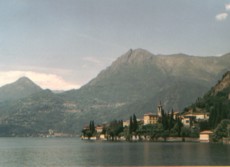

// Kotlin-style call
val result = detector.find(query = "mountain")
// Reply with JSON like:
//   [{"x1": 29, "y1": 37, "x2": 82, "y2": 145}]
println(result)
[
  {"x1": 0, "y1": 77, "x2": 85, "y2": 136},
  {"x1": 0, "y1": 77, "x2": 42, "y2": 102},
  {"x1": 0, "y1": 48, "x2": 230, "y2": 136},
  {"x1": 62, "y1": 49, "x2": 230, "y2": 121}
]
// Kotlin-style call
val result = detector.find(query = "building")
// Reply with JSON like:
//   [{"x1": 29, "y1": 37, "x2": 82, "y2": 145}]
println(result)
[
  {"x1": 143, "y1": 113, "x2": 159, "y2": 125},
  {"x1": 181, "y1": 116, "x2": 196, "y2": 127},
  {"x1": 96, "y1": 125, "x2": 104, "y2": 133},
  {"x1": 199, "y1": 130, "x2": 213, "y2": 142},
  {"x1": 123, "y1": 120, "x2": 130, "y2": 127},
  {"x1": 157, "y1": 102, "x2": 163, "y2": 117},
  {"x1": 172, "y1": 111, "x2": 180, "y2": 119},
  {"x1": 181, "y1": 117, "x2": 190, "y2": 127},
  {"x1": 143, "y1": 102, "x2": 165, "y2": 125},
  {"x1": 183, "y1": 110, "x2": 209, "y2": 121}
]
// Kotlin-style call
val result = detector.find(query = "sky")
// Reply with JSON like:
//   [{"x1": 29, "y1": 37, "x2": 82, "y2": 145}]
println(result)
[{"x1": 0, "y1": 0, "x2": 230, "y2": 90}]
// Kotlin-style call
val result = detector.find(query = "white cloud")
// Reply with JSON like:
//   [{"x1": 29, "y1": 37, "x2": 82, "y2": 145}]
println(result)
[
  {"x1": 0, "y1": 71, "x2": 80, "y2": 90},
  {"x1": 215, "y1": 13, "x2": 228, "y2": 21},
  {"x1": 225, "y1": 3, "x2": 230, "y2": 11}
]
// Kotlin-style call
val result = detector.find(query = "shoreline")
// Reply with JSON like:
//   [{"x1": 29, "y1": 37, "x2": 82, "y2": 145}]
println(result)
[{"x1": 81, "y1": 136, "x2": 200, "y2": 143}]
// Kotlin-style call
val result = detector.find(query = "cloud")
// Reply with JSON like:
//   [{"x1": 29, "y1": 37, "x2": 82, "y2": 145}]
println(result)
[
  {"x1": 226, "y1": 3, "x2": 230, "y2": 11},
  {"x1": 83, "y1": 57, "x2": 102, "y2": 65},
  {"x1": 0, "y1": 71, "x2": 80, "y2": 90},
  {"x1": 215, "y1": 13, "x2": 228, "y2": 21}
]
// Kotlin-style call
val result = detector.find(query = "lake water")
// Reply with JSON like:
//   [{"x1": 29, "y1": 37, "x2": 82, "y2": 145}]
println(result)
[{"x1": 0, "y1": 137, "x2": 229, "y2": 166}]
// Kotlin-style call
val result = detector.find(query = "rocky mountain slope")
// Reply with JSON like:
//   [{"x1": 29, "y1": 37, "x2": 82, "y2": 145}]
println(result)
[{"x1": 211, "y1": 71, "x2": 230, "y2": 95}]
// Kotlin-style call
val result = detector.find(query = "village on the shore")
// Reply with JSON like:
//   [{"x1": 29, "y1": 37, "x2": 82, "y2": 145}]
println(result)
[{"x1": 81, "y1": 102, "x2": 230, "y2": 143}]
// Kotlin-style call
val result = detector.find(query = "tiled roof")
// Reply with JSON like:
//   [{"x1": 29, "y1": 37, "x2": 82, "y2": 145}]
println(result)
[{"x1": 200, "y1": 130, "x2": 213, "y2": 134}]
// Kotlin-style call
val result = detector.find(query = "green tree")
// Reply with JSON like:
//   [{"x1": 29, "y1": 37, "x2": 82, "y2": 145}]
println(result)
[
  {"x1": 161, "y1": 130, "x2": 170, "y2": 141},
  {"x1": 85, "y1": 129, "x2": 93, "y2": 139},
  {"x1": 181, "y1": 127, "x2": 191, "y2": 137},
  {"x1": 209, "y1": 102, "x2": 229, "y2": 129},
  {"x1": 89, "y1": 120, "x2": 95, "y2": 134},
  {"x1": 212, "y1": 119, "x2": 230, "y2": 142},
  {"x1": 173, "y1": 117, "x2": 183, "y2": 137},
  {"x1": 169, "y1": 109, "x2": 174, "y2": 131},
  {"x1": 129, "y1": 116, "x2": 133, "y2": 134},
  {"x1": 106, "y1": 120, "x2": 124, "y2": 141},
  {"x1": 132, "y1": 114, "x2": 138, "y2": 132},
  {"x1": 199, "y1": 120, "x2": 210, "y2": 131}
]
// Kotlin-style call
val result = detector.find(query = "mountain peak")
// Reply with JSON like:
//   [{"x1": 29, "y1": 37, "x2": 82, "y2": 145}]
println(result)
[
  {"x1": 113, "y1": 48, "x2": 155, "y2": 66},
  {"x1": 0, "y1": 77, "x2": 42, "y2": 101},
  {"x1": 126, "y1": 48, "x2": 155, "y2": 58},
  {"x1": 16, "y1": 76, "x2": 34, "y2": 84},
  {"x1": 131, "y1": 48, "x2": 154, "y2": 54},
  {"x1": 12, "y1": 77, "x2": 42, "y2": 90}
]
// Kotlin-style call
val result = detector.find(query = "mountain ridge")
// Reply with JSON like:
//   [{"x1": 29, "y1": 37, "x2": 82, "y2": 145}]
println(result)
[
  {"x1": 87, "y1": 49, "x2": 229, "y2": 87},
  {"x1": 63, "y1": 49, "x2": 230, "y2": 117}
]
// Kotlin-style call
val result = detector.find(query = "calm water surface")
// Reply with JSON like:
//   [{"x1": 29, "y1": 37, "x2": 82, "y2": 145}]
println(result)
[{"x1": 0, "y1": 137, "x2": 229, "y2": 166}]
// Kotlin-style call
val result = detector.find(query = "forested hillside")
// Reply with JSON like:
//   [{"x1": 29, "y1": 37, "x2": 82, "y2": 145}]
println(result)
[{"x1": 184, "y1": 71, "x2": 230, "y2": 129}]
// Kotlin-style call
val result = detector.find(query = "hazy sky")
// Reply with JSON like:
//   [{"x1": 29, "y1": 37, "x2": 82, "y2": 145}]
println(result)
[{"x1": 0, "y1": 0, "x2": 230, "y2": 90}]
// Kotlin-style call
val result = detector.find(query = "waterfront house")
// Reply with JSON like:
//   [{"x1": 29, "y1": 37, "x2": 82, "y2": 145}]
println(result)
[{"x1": 199, "y1": 130, "x2": 213, "y2": 142}]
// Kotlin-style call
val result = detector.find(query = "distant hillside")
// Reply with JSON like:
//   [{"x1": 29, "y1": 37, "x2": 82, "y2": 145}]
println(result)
[
  {"x1": 62, "y1": 49, "x2": 230, "y2": 121},
  {"x1": 0, "y1": 77, "x2": 42, "y2": 102},
  {"x1": 0, "y1": 89, "x2": 66, "y2": 136},
  {"x1": 0, "y1": 78, "x2": 85, "y2": 136}
]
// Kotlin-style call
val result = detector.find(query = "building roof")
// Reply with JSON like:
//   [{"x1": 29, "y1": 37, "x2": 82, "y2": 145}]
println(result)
[
  {"x1": 144, "y1": 112, "x2": 158, "y2": 116},
  {"x1": 183, "y1": 111, "x2": 209, "y2": 116},
  {"x1": 144, "y1": 112, "x2": 154, "y2": 116},
  {"x1": 173, "y1": 111, "x2": 180, "y2": 115},
  {"x1": 200, "y1": 130, "x2": 213, "y2": 134}
]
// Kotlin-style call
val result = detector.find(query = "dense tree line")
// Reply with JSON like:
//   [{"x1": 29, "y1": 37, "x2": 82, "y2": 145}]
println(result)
[
  {"x1": 212, "y1": 119, "x2": 230, "y2": 142},
  {"x1": 105, "y1": 120, "x2": 123, "y2": 140},
  {"x1": 182, "y1": 72, "x2": 230, "y2": 141},
  {"x1": 81, "y1": 112, "x2": 196, "y2": 141}
]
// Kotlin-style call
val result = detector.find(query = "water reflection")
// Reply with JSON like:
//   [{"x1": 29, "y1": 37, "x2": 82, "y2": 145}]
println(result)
[{"x1": 0, "y1": 138, "x2": 229, "y2": 166}]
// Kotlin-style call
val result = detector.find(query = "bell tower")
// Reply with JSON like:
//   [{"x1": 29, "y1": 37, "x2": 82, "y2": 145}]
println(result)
[{"x1": 157, "y1": 101, "x2": 163, "y2": 117}]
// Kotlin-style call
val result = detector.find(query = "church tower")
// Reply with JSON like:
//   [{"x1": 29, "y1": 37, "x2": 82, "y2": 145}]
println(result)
[{"x1": 157, "y1": 101, "x2": 163, "y2": 117}]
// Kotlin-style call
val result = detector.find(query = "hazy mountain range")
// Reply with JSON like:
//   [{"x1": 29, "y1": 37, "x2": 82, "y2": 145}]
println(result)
[{"x1": 0, "y1": 48, "x2": 230, "y2": 136}]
